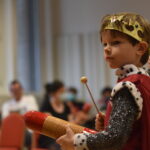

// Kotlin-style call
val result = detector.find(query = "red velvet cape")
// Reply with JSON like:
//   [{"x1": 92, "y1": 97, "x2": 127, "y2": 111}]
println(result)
[{"x1": 105, "y1": 74, "x2": 150, "y2": 150}]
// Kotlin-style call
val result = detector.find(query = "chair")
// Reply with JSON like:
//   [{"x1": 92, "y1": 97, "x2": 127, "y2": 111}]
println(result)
[{"x1": 0, "y1": 113, "x2": 25, "y2": 150}]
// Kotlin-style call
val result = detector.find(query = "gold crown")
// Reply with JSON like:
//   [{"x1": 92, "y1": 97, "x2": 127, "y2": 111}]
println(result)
[{"x1": 104, "y1": 15, "x2": 144, "y2": 42}]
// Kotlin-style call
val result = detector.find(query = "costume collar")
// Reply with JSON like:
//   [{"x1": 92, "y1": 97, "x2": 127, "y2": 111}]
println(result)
[{"x1": 115, "y1": 64, "x2": 149, "y2": 80}]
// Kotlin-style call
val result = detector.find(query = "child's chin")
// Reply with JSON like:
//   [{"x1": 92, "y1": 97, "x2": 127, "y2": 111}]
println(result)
[{"x1": 108, "y1": 63, "x2": 119, "y2": 69}]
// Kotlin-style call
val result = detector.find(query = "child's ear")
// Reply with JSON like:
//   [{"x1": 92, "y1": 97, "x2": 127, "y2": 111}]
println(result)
[{"x1": 136, "y1": 41, "x2": 148, "y2": 56}]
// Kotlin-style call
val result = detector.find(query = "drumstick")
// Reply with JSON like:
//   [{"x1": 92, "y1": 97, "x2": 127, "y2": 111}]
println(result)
[
  {"x1": 80, "y1": 76, "x2": 100, "y2": 114},
  {"x1": 80, "y1": 76, "x2": 105, "y2": 129}
]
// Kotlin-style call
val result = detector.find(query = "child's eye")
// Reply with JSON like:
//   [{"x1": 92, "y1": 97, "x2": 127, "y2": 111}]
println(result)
[
  {"x1": 103, "y1": 43, "x2": 107, "y2": 47},
  {"x1": 111, "y1": 41, "x2": 121, "y2": 46}
]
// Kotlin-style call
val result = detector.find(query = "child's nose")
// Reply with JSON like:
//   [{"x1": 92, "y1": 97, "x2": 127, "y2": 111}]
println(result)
[{"x1": 104, "y1": 45, "x2": 111, "y2": 54}]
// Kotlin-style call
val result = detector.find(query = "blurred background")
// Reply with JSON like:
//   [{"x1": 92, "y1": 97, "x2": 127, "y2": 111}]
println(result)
[
  {"x1": 0, "y1": 0, "x2": 150, "y2": 100},
  {"x1": 0, "y1": 0, "x2": 150, "y2": 149}
]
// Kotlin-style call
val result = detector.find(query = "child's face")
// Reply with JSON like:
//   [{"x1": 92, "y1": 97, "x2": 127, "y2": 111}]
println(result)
[{"x1": 101, "y1": 30, "x2": 140, "y2": 68}]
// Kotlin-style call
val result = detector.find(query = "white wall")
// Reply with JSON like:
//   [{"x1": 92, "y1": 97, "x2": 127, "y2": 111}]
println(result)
[
  {"x1": 0, "y1": 0, "x2": 17, "y2": 95},
  {"x1": 56, "y1": 0, "x2": 150, "y2": 34},
  {"x1": 0, "y1": 0, "x2": 150, "y2": 101},
  {"x1": 49, "y1": 0, "x2": 150, "y2": 100}
]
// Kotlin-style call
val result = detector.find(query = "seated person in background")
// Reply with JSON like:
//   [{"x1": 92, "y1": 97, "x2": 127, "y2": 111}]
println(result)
[
  {"x1": 1, "y1": 80, "x2": 39, "y2": 148},
  {"x1": 38, "y1": 80, "x2": 70, "y2": 150},
  {"x1": 98, "y1": 87, "x2": 112, "y2": 112},
  {"x1": 66, "y1": 87, "x2": 94, "y2": 129},
  {"x1": 1, "y1": 80, "x2": 38, "y2": 119},
  {"x1": 66, "y1": 87, "x2": 82, "y2": 117},
  {"x1": 67, "y1": 87, "x2": 85, "y2": 110}
]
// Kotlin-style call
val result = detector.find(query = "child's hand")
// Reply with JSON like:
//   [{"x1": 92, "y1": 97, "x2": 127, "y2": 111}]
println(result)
[
  {"x1": 95, "y1": 113, "x2": 105, "y2": 131},
  {"x1": 56, "y1": 125, "x2": 75, "y2": 150}
]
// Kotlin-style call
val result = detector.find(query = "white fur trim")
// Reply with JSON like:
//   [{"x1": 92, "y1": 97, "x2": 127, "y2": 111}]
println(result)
[
  {"x1": 115, "y1": 64, "x2": 149, "y2": 80},
  {"x1": 111, "y1": 81, "x2": 143, "y2": 119},
  {"x1": 74, "y1": 132, "x2": 90, "y2": 150}
]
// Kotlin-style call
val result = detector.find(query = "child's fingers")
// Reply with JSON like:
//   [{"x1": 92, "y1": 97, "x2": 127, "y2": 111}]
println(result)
[
  {"x1": 98, "y1": 112, "x2": 105, "y2": 122},
  {"x1": 56, "y1": 135, "x2": 66, "y2": 144},
  {"x1": 98, "y1": 112, "x2": 105, "y2": 118},
  {"x1": 66, "y1": 125, "x2": 74, "y2": 136},
  {"x1": 56, "y1": 125, "x2": 74, "y2": 144},
  {"x1": 96, "y1": 113, "x2": 100, "y2": 119},
  {"x1": 95, "y1": 116, "x2": 101, "y2": 127},
  {"x1": 95, "y1": 120, "x2": 101, "y2": 130},
  {"x1": 95, "y1": 113, "x2": 105, "y2": 131},
  {"x1": 96, "y1": 113, "x2": 103, "y2": 122}
]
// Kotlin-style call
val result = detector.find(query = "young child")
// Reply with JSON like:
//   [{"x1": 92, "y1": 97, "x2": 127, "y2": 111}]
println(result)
[{"x1": 56, "y1": 12, "x2": 150, "y2": 150}]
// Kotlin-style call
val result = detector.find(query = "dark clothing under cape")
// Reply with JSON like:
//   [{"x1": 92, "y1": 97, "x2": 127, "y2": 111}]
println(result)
[{"x1": 105, "y1": 74, "x2": 150, "y2": 150}]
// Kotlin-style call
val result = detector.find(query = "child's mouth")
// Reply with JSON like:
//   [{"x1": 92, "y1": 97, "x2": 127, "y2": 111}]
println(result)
[{"x1": 105, "y1": 56, "x2": 113, "y2": 60}]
